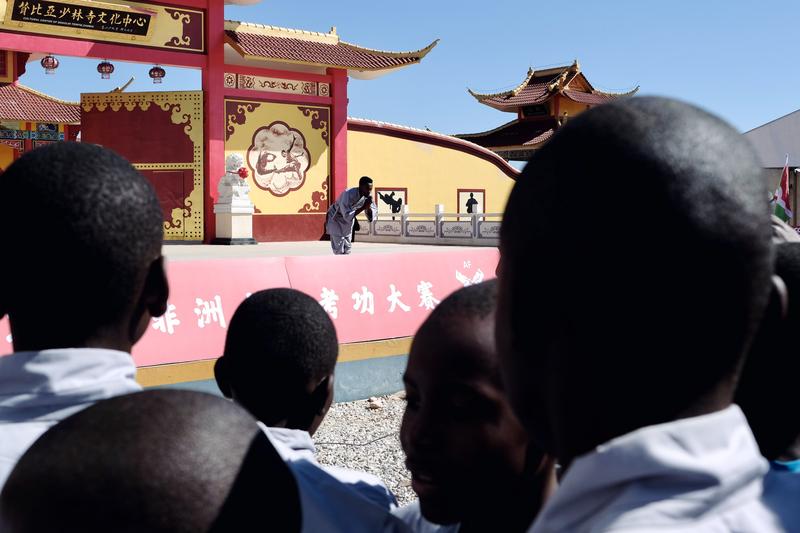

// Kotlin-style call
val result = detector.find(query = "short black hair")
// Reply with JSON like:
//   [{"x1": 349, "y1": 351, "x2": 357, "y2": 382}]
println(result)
[
  {"x1": 359, "y1": 176, "x2": 373, "y2": 187},
  {"x1": 415, "y1": 280, "x2": 499, "y2": 378},
  {"x1": 0, "y1": 142, "x2": 163, "y2": 337},
  {"x1": 0, "y1": 390, "x2": 301, "y2": 532},
  {"x1": 218, "y1": 288, "x2": 338, "y2": 423},
  {"x1": 423, "y1": 280, "x2": 497, "y2": 329},
  {"x1": 501, "y1": 97, "x2": 773, "y2": 432},
  {"x1": 737, "y1": 243, "x2": 800, "y2": 459}
]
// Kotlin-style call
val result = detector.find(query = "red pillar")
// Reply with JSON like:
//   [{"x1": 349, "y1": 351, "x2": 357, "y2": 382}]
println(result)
[
  {"x1": 23, "y1": 122, "x2": 32, "y2": 154},
  {"x1": 203, "y1": 1, "x2": 225, "y2": 243},
  {"x1": 329, "y1": 68, "x2": 348, "y2": 201}
]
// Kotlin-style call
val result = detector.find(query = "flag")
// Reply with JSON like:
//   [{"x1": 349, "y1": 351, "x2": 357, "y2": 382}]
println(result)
[{"x1": 774, "y1": 155, "x2": 793, "y2": 222}]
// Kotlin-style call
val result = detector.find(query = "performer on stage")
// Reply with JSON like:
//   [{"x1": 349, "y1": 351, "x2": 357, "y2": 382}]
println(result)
[{"x1": 326, "y1": 176, "x2": 378, "y2": 255}]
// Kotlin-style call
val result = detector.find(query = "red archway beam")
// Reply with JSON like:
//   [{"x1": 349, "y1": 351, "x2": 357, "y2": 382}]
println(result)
[
  {"x1": 0, "y1": 32, "x2": 207, "y2": 69},
  {"x1": 223, "y1": 87, "x2": 331, "y2": 106},
  {"x1": 224, "y1": 64, "x2": 332, "y2": 84}
]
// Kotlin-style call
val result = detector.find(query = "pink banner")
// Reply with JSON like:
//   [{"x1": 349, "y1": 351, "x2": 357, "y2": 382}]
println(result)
[{"x1": 0, "y1": 248, "x2": 498, "y2": 366}]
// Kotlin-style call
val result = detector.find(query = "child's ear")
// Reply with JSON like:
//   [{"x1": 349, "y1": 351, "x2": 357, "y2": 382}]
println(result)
[
  {"x1": 771, "y1": 275, "x2": 789, "y2": 320},
  {"x1": 0, "y1": 281, "x2": 8, "y2": 319},
  {"x1": 214, "y1": 357, "x2": 232, "y2": 398},
  {"x1": 311, "y1": 375, "x2": 334, "y2": 417},
  {"x1": 144, "y1": 257, "x2": 169, "y2": 319}
]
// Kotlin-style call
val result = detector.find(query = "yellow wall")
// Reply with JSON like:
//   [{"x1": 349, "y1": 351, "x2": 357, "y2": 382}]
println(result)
[
  {"x1": 557, "y1": 97, "x2": 591, "y2": 119},
  {"x1": 0, "y1": 144, "x2": 14, "y2": 171},
  {"x1": 347, "y1": 129, "x2": 516, "y2": 214}
]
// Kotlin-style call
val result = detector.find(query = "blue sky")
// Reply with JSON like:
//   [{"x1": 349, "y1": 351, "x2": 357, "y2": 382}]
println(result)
[{"x1": 16, "y1": 0, "x2": 800, "y2": 136}]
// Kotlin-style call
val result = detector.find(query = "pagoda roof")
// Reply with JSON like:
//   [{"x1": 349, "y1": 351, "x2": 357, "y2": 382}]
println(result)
[
  {"x1": 0, "y1": 83, "x2": 80, "y2": 124},
  {"x1": 457, "y1": 118, "x2": 557, "y2": 150},
  {"x1": 224, "y1": 21, "x2": 438, "y2": 79},
  {"x1": 468, "y1": 61, "x2": 638, "y2": 112}
]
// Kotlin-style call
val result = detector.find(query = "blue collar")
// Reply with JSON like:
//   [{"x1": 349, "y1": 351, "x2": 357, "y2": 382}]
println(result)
[{"x1": 771, "y1": 459, "x2": 800, "y2": 473}]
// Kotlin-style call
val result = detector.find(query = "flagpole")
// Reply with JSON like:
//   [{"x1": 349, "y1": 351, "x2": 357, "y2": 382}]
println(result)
[
  {"x1": 786, "y1": 154, "x2": 793, "y2": 226},
  {"x1": 773, "y1": 154, "x2": 793, "y2": 224},
  {"x1": 794, "y1": 167, "x2": 800, "y2": 227},
  {"x1": 788, "y1": 154, "x2": 793, "y2": 227}
]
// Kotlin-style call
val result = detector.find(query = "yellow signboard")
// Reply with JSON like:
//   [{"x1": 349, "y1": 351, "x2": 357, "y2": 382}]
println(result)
[{"x1": 0, "y1": 0, "x2": 205, "y2": 52}]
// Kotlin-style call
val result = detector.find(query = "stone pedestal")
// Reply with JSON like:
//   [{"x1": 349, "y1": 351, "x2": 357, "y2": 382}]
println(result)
[{"x1": 213, "y1": 153, "x2": 257, "y2": 245}]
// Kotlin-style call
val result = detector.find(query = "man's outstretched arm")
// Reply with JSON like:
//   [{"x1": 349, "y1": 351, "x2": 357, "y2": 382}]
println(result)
[{"x1": 364, "y1": 196, "x2": 376, "y2": 223}]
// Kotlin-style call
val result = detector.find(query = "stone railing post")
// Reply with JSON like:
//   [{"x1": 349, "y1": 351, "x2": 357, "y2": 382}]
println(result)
[{"x1": 435, "y1": 204, "x2": 445, "y2": 239}]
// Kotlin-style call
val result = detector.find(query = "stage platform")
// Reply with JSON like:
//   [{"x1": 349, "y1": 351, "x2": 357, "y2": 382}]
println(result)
[
  {"x1": 163, "y1": 241, "x2": 475, "y2": 260},
  {"x1": 2, "y1": 242, "x2": 499, "y2": 401}
]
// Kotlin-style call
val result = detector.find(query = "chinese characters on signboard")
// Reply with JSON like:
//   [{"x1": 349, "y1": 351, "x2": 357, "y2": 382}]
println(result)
[
  {"x1": 9, "y1": 0, "x2": 153, "y2": 37},
  {"x1": 1, "y1": 250, "x2": 501, "y2": 365}
]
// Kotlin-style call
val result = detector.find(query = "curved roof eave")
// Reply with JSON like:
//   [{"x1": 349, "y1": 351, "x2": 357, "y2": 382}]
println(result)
[{"x1": 348, "y1": 117, "x2": 520, "y2": 179}]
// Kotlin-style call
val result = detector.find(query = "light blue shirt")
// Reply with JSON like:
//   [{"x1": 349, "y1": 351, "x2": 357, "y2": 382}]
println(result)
[
  {"x1": 0, "y1": 349, "x2": 142, "y2": 489},
  {"x1": 529, "y1": 406, "x2": 785, "y2": 532},
  {"x1": 262, "y1": 425, "x2": 409, "y2": 533},
  {"x1": 763, "y1": 462, "x2": 800, "y2": 531},
  {"x1": 394, "y1": 501, "x2": 460, "y2": 532}
]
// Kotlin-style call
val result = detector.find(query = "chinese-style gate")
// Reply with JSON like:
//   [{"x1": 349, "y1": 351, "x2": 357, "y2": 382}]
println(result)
[{"x1": 0, "y1": 0, "x2": 436, "y2": 242}]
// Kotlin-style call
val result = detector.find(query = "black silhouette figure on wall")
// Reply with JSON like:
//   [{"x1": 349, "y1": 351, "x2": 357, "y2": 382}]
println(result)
[
  {"x1": 379, "y1": 191, "x2": 404, "y2": 220},
  {"x1": 379, "y1": 192, "x2": 404, "y2": 213},
  {"x1": 466, "y1": 193, "x2": 479, "y2": 214}
]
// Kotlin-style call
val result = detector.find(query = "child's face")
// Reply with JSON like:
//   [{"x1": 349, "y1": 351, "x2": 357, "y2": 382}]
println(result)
[{"x1": 400, "y1": 316, "x2": 529, "y2": 525}]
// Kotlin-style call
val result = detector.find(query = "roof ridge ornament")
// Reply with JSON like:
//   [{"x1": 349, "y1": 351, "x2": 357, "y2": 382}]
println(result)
[
  {"x1": 467, "y1": 67, "x2": 537, "y2": 101},
  {"x1": 111, "y1": 77, "x2": 136, "y2": 93}
]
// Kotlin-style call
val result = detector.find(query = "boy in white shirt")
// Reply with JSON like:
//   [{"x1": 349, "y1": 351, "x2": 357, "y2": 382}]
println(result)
[
  {"x1": 395, "y1": 281, "x2": 556, "y2": 532},
  {"x1": 497, "y1": 97, "x2": 787, "y2": 531},
  {"x1": 737, "y1": 241, "x2": 800, "y2": 531},
  {"x1": 0, "y1": 143, "x2": 168, "y2": 489},
  {"x1": 215, "y1": 288, "x2": 402, "y2": 532}
]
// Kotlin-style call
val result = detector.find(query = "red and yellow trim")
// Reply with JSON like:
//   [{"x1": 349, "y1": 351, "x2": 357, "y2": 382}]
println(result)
[{"x1": 136, "y1": 336, "x2": 413, "y2": 388}]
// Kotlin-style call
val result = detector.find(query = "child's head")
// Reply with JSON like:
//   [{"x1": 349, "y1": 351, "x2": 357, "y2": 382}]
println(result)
[
  {"x1": 215, "y1": 288, "x2": 338, "y2": 434},
  {"x1": 0, "y1": 142, "x2": 167, "y2": 352},
  {"x1": 401, "y1": 280, "x2": 541, "y2": 526},
  {"x1": 0, "y1": 390, "x2": 301, "y2": 533},
  {"x1": 497, "y1": 96, "x2": 774, "y2": 462},
  {"x1": 737, "y1": 242, "x2": 800, "y2": 460}
]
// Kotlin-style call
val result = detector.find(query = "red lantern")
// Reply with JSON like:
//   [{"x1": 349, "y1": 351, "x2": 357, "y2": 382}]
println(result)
[
  {"x1": 149, "y1": 65, "x2": 166, "y2": 84},
  {"x1": 237, "y1": 167, "x2": 249, "y2": 179},
  {"x1": 40, "y1": 55, "x2": 59, "y2": 75},
  {"x1": 97, "y1": 60, "x2": 114, "y2": 80}
]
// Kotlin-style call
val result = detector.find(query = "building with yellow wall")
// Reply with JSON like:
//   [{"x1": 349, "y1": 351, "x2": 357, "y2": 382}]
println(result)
[
  {"x1": 0, "y1": 84, "x2": 81, "y2": 172},
  {"x1": 347, "y1": 118, "x2": 518, "y2": 217},
  {"x1": 458, "y1": 61, "x2": 638, "y2": 162}
]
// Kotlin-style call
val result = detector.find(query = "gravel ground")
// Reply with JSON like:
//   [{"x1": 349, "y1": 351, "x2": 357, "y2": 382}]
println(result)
[{"x1": 314, "y1": 392, "x2": 416, "y2": 505}]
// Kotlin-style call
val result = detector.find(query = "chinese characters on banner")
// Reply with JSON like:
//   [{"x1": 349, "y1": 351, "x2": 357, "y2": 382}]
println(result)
[
  {"x1": 9, "y1": 0, "x2": 153, "y2": 37},
  {"x1": 0, "y1": 249, "x2": 500, "y2": 367}
]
